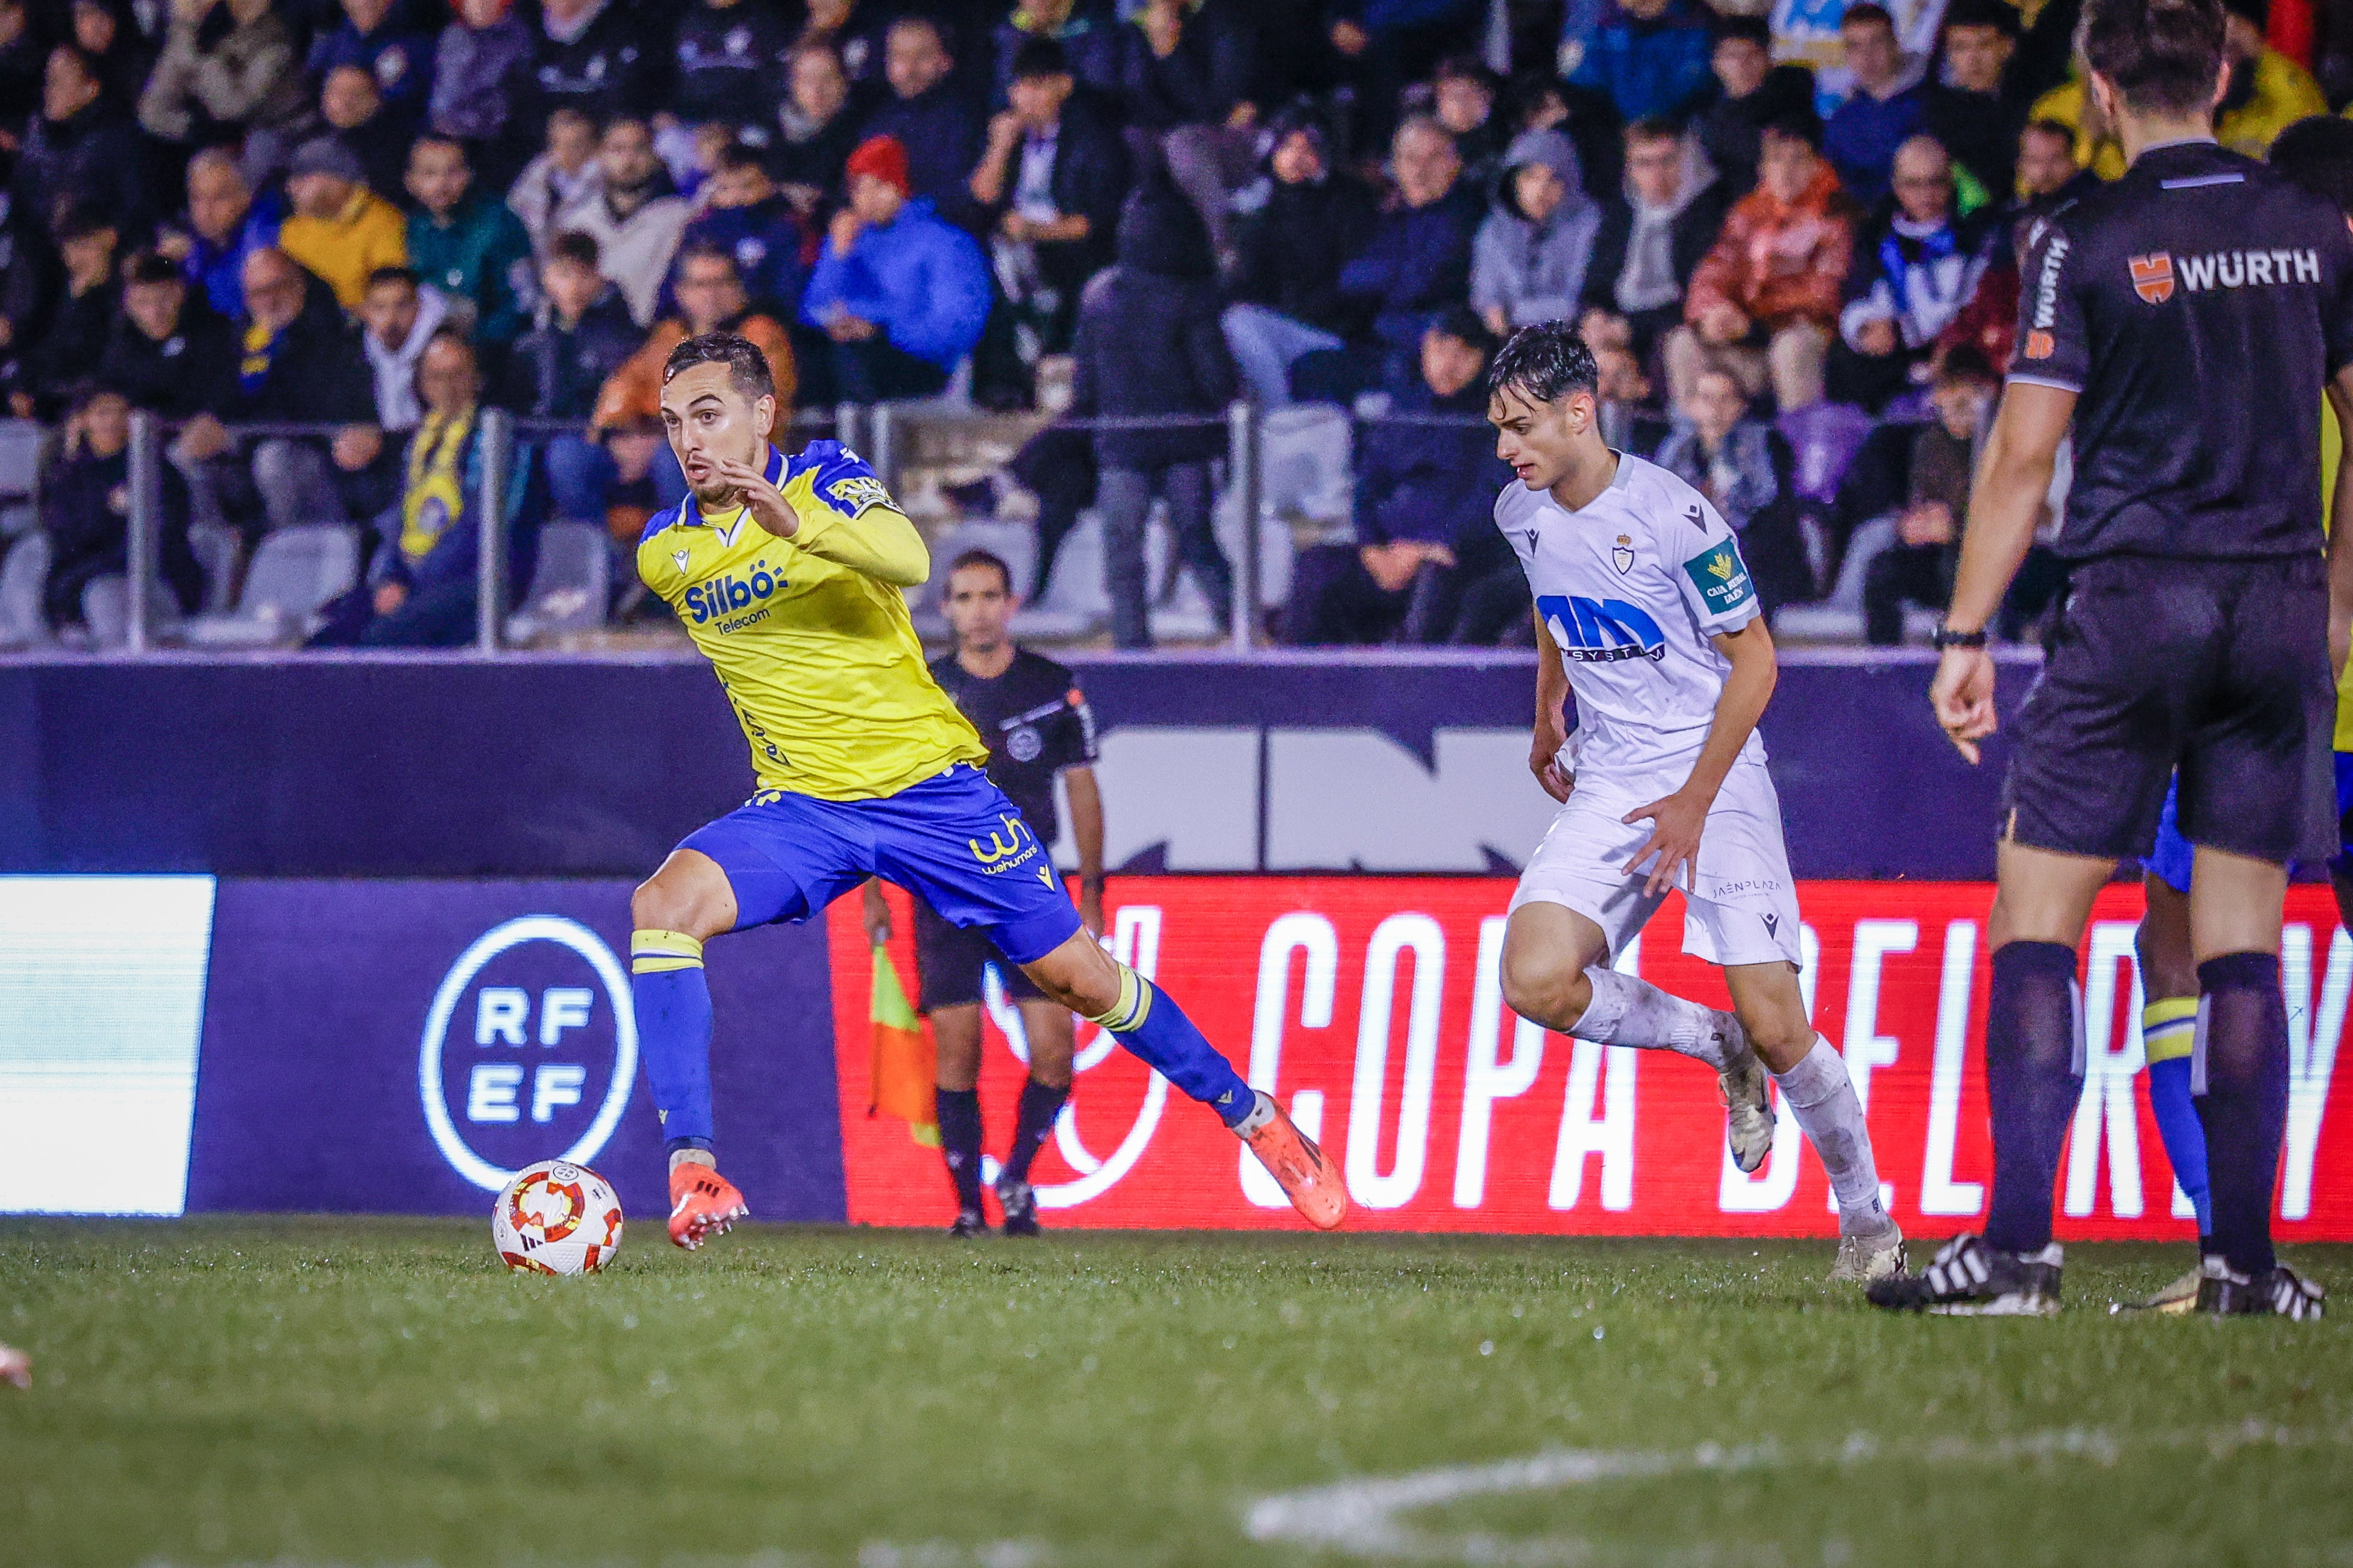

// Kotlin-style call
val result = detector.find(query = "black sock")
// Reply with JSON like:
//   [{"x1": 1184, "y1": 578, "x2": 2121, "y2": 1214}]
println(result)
[
  {"x1": 1981, "y1": 940, "x2": 2084, "y2": 1255},
  {"x1": 2195, "y1": 952, "x2": 2288, "y2": 1278},
  {"x1": 1002, "y1": 1078, "x2": 1070, "y2": 1185},
  {"x1": 936, "y1": 1087, "x2": 985, "y2": 1213}
]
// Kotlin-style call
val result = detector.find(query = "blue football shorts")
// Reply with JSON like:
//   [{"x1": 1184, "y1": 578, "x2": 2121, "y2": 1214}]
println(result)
[
  {"x1": 2145, "y1": 752, "x2": 2353, "y2": 895},
  {"x1": 678, "y1": 763, "x2": 1083, "y2": 964}
]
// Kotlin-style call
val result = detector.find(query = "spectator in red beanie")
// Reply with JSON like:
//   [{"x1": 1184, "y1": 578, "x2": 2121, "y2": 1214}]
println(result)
[{"x1": 801, "y1": 134, "x2": 992, "y2": 402}]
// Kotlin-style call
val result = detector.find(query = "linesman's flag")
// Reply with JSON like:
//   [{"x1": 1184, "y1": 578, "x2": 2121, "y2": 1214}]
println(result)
[{"x1": 868, "y1": 946, "x2": 938, "y2": 1146}]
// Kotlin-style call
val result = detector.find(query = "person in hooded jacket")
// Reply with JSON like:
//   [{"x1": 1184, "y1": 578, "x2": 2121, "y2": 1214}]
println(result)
[
  {"x1": 1470, "y1": 127, "x2": 1601, "y2": 338},
  {"x1": 1581, "y1": 117, "x2": 1731, "y2": 361},
  {"x1": 1219, "y1": 108, "x2": 1376, "y2": 407},
  {"x1": 1070, "y1": 173, "x2": 1237, "y2": 649}
]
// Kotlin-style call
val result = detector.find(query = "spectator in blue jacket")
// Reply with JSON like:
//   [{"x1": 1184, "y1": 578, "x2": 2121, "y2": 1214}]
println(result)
[
  {"x1": 678, "y1": 145, "x2": 809, "y2": 317},
  {"x1": 1821, "y1": 4, "x2": 1922, "y2": 207},
  {"x1": 1282, "y1": 310, "x2": 1517, "y2": 645},
  {"x1": 310, "y1": 332, "x2": 538, "y2": 648},
  {"x1": 1570, "y1": 0, "x2": 1714, "y2": 125},
  {"x1": 802, "y1": 135, "x2": 992, "y2": 402},
  {"x1": 1291, "y1": 115, "x2": 1482, "y2": 404}
]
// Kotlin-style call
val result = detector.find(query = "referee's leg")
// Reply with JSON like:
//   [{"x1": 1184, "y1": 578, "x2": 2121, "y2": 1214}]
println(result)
[{"x1": 2184, "y1": 845, "x2": 2292, "y2": 1284}]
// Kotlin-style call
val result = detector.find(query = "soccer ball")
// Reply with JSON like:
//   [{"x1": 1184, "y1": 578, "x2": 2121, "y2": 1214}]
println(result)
[{"x1": 492, "y1": 1161, "x2": 623, "y2": 1275}]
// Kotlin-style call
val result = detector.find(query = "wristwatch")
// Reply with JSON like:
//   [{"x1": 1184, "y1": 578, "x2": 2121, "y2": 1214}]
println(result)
[{"x1": 1932, "y1": 623, "x2": 1989, "y2": 650}]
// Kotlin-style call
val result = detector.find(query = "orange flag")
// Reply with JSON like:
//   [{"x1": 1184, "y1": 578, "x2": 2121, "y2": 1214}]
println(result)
[{"x1": 868, "y1": 946, "x2": 939, "y2": 1146}]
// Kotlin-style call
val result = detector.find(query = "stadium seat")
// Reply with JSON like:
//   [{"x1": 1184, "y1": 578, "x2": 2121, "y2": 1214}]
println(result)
[
  {"x1": 0, "y1": 419, "x2": 43, "y2": 541},
  {"x1": 1777, "y1": 402, "x2": 1875, "y2": 508},
  {"x1": 1772, "y1": 513, "x2": 1897, "y2": 641},
  {"x1": 181, "y1": 524, "x2": 360, "y2": 648},
  {"x1": 1257, "y1": 404, "x2": 1352, "y2": 525},
  {"x1": 909, "y1": 519, "x2": 1037, "y2": 638},
  {"x1": 1015, "y1": 510, "x2": 1108, "y2": 639},
  {"x1": 0, "y1": 532, "x2": 51, "y2": 648},
  {"x1": 506, "y1": 522, "x2": 610, "y2": 643},
  {"x1": 81, "y1": 575, "x2": 187, "y2": 648},
  {"x1": 186, "y1": 520, "x2": 241, "y2": 614}
]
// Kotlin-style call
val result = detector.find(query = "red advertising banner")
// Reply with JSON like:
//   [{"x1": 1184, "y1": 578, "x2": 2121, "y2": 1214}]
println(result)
[{"x1": 826, "y1": 880, "x2": 2353, "y2": 1239}]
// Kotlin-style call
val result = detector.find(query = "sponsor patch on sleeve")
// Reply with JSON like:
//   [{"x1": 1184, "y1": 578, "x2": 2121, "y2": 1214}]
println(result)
[
  {"x1": 822, "y1": 472, "x2": 893, "y2": 517},
  {"x1": 1681, "y1": 540, "x2": 1755, "y2": 617}
]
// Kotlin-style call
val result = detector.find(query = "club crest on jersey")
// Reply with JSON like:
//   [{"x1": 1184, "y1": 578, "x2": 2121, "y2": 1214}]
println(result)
[
  {"x1": 1611, "y1": 535, "x2": 1634, "y2": 575},
  {"x1": 2130, "y1": 252, "x2": 2175, "y2": 304}
]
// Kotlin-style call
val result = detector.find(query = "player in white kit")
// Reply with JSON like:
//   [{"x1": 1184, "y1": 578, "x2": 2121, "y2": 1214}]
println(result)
[{"x1": 1486, "y1": 323, "x2": 1907, "y2": 1283}]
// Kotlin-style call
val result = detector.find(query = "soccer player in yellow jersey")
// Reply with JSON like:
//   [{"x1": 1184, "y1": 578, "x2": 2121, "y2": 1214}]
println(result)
[{"x1": 627, "y1": 333, "x2": 1346, "y2": 1246}]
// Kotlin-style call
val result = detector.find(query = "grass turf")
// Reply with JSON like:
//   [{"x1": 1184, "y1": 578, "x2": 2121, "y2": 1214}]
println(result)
[{"x1": 1, "y1": 1220, "x2": 2348, "y2": 1568}]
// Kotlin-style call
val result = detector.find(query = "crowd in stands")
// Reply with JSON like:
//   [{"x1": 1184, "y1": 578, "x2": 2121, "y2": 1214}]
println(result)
[{"x1": 1, "y1": 0, "x2": 2345, "y2": 648}]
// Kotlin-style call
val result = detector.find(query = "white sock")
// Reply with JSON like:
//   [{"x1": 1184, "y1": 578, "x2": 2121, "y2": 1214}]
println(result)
[
  {"x1": 1573, "y1": 966, "x2": 1737, "y2": 1070},
  {"x1": 1774, "y1": 1035, "x2": 1890, "y2": 1235}
]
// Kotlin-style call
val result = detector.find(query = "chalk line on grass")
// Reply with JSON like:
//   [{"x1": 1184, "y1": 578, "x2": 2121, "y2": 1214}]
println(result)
[{"x1": 1242, "y1": 1421, "x2": 2345, "y2": 1564}]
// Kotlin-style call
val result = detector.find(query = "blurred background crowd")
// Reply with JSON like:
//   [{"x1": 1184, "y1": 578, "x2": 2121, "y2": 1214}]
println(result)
[{"x1": 0, "y1": 0, "x2": 2337, "y2": 649}]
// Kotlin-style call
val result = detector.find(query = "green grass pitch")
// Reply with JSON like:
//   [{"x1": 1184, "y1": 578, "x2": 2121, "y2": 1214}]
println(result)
[{"x1": 2, "y1": 1219, "x2": 2349, "y2": 1568}]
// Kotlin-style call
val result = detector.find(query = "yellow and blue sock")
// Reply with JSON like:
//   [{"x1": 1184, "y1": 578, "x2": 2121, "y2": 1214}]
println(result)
[
  {"x1": 2142, "y1": 996, "x2": 2210, "y2": 1238},
  {"x1": 1082, "y1": 961, "x2": 1253, "y2": 1126},
  {"x1": 632, "y1": 929, "x2": 714, "y2": 1151}
]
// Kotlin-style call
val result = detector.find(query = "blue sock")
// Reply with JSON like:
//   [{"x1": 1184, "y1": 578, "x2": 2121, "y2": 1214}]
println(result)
[
  {"x1": 633, "y1": 929, "x2": 715, "y2": 1149},
  {"x1": 2143, "y1": 998, "x2": 2211, "y2": 1238},
  {"x1": 1088, "y1": 964, "x2": 1252, "y2": 1125}
]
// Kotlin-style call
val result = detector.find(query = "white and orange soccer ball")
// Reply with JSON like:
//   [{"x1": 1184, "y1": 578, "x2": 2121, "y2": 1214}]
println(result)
[{"x1": 492, "y1": 1161, "x2": 623, "y2": 1275}]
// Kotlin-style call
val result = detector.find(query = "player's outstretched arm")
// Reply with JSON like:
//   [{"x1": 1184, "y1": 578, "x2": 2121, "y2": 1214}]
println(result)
[
  {"x1": 1931, "y1": 380, "x2": 2076, "y2": 763},
  {"x1": 1621, "y1": 616, "x2": 1777, "y2": 896},
  {"x1": 2327, "y1": 368, "x2": 2353, "y2": 680},
  {"x1": 710, "y1": 452, "x2": 933, "y2": 587}
]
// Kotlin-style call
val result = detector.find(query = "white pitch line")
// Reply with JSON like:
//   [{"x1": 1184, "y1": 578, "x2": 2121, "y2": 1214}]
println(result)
[{"x1": 1242, "y1": 1423, "x2": 2346, "y2": 1564}]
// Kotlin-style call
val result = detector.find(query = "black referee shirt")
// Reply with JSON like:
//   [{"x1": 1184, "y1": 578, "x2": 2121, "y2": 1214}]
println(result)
[
  {"x1": 929, "y1": 648, "x2": 1099, "y2": 843},
  {"x1": 2011, "y1": 140, "x2": 2353, "y2": 561}
]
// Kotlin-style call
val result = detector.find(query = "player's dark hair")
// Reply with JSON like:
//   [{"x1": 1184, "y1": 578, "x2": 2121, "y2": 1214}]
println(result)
[
  {"x1": 2266, "y1": 114, "x2": 2353, "y2": 217},
  {"x1": 948, "y1": 549, "x2": 1014, "y2": 592},
  {"x1": 1429, "y1": 304, "x2": 1497, "y2": 358},
  {"x1": 1712, "y1": 14, "x2": 1773, "y2": 48},
  {"x1": 664, "y1": 331, "x2": 775, "y2": 402},
  {"x1": 1488, "y1": 320, "x2": 1599, "y2": 404},
  {"x1": 1841, "y1": 2, "x2": 1895, "y2": 31},
  {"x1": 2078, "y1": 0, "x2": 2225, "y2": 117}
]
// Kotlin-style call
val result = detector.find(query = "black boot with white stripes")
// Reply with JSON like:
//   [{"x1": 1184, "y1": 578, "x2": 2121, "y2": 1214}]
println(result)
[
  {"x1": 1865, "y1": 1232, "x2": 2063, "y2": 1316},
  {"x1": 2194, "y1": 1258, "x2": 2326, "y2": 1320}
]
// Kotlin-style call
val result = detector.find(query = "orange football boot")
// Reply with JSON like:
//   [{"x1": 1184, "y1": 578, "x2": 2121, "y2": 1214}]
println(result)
[
  {"x1": 1239, "y1": 1092, "x2": 1348, "y2": 1230},
  {"x1": 667, "y1": 1161, "x2": 748, "y2": 1249}
]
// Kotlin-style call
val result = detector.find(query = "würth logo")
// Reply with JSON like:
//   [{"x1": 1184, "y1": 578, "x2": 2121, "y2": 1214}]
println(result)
[{"x1": 2130, "y1": 252, "x2": 2174, "y2": 304}]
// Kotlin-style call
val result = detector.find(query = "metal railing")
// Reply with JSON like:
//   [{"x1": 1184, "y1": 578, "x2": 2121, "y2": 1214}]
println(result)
[{"x1": 106, "y1": 398, "x2": 1283, "y2": 656}]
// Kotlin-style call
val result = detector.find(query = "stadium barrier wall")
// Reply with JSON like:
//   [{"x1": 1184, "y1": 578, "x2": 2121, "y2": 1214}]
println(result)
[
  {"x1": 0, "y1": 876, "x2": 844, "y2": 1226},
  {"x1": 830, "y1": 879, "x2": 2353, "y2": 1242},
  {"x1": 0, "y1": 650, "x2": 2017, "y2": 880}
]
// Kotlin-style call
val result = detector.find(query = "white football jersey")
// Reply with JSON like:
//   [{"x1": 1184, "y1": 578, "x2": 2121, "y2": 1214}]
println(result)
[{"x1": 1497, "y1": 452, "x2": 1765, "y2": 782}]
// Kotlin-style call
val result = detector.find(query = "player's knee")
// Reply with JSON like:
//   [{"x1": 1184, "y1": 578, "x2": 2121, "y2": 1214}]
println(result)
[
  {"x1": 631, "y1": 870, "x2": 724, "y2": 942},
  {"x1": 1500, "y1": 946, "x2": 1584, "y2": 1027}
]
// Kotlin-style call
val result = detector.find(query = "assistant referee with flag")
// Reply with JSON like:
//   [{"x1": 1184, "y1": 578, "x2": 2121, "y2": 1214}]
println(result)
[{"x1": 1872, "y1": 0, "x2": 2352, "y2": 1318}]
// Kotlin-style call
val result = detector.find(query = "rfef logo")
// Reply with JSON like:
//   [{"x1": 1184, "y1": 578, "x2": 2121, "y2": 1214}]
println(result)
[{"x1": 418, "y1": 916, "x2": 638, "y2": 1192}]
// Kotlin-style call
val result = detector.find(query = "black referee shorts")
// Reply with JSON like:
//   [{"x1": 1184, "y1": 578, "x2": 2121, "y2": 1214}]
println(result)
[
  {"x1": 913, "y1": 897, "x2": 1044, "y2": 1013},
  {"x1": 2001, "y1": 554, "x2": 2338, "y2": 868}
]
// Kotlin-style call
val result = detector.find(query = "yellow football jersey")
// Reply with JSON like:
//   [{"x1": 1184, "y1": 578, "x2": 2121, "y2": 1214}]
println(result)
[
  {"x1": 638, "y1": 442, "x2": 986, "y2": 799},
  {"x1": 2328, "y1": 408, "x2": 2353, "y2": 752}
]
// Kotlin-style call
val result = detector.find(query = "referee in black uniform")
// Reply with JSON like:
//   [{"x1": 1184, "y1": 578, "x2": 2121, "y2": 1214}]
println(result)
[
  {"x1": 1872, "y1": 0, "x2": 2349, "y2": 1318},
  {"x1": 863, "y1": 549, "x2": 1106, "y2": 1238}
]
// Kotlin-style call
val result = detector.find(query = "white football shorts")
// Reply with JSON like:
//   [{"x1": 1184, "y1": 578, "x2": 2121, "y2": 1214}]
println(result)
[{"x1": 1508, "y1": 752, "x2": 1803, "y2": 969}]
